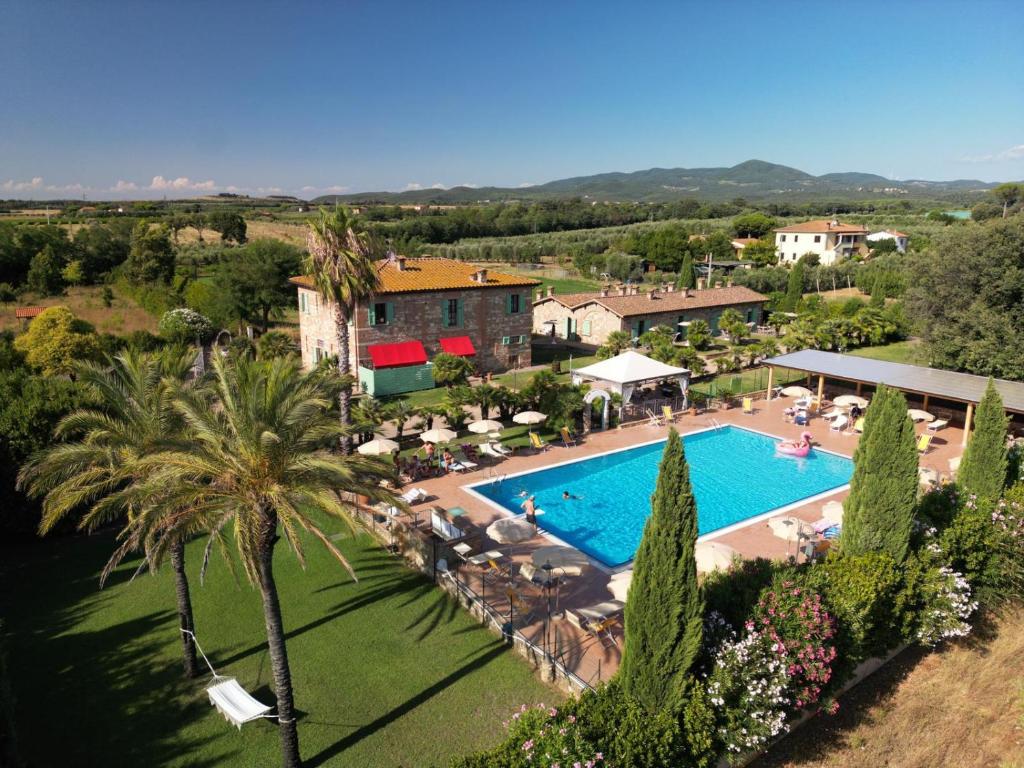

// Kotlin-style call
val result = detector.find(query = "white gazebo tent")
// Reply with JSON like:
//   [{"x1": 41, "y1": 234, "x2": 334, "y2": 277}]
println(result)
[{"x1": 571, "y1": 350, "x2": 690, "y2": 429}]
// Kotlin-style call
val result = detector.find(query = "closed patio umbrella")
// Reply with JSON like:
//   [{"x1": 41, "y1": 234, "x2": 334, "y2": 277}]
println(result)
[
  {"x1": 780, "y1": 386, "x2": 813, "y2": 398},
  {"x1": 695, "y1": 541, "x2": 739, "y2": 574},
  {"x1": 907, "y1": 409, "x2": 935, "y2": 422},
  {"x1": 486, "y1": 516, "x2": 534, "y2": 544},
  {"x1": 356, "y1": 437, "x2": 400, "y2": 455},
  {"x1": 467, "y1": 419, "x2": 504, "y2": 434},
  {"x1": 768, "y1": 515, "x2": 815, "y2": 542},
  {"x1": 834, "y1": 394, "x2": 869, "y2": 409},
  {"x1": 420, "y1": 428, "x2": 457, "y2": 444}
]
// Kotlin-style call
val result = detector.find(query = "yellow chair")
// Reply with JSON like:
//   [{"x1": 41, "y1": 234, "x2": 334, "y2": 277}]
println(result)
[
  {"x1": 852, "y1": 417, "x2": 866, "y2": 433},
  {"x1": 917, "y1": 434, "x2": 933, "y2": 454},
  {"x1": 662, "y1": 405, "x2": 675, "y2": 423},
  {"x1": 559, "y1": 427, "x2": 577, "y2": 447},
  {"x1": 742, "y1": 397, "x2": 754, "y2": 414},
  {"x1": 529, "y1": 432, "x2": 549, "y2": 451}
]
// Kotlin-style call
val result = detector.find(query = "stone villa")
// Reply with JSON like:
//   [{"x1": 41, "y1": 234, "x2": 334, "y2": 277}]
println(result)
[
  {"x1": 532, "y1": 283, "x2": 768, "y2": 346},
  {"x1": 773, "y1": 219, "x2": 869, "y2": 266},
  {"x1": 290, "y1": 256, "x2": 540, "y2": 395}
]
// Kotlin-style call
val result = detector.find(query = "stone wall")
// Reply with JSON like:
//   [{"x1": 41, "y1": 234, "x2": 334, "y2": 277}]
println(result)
[{"x1": 296, "y1": 285, "x2": 533, "y2": 373}]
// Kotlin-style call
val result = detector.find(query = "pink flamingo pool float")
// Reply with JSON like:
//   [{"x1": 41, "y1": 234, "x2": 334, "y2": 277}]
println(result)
[{"x1": 776, "y1": 431, "x2": 813, "y2": 458}]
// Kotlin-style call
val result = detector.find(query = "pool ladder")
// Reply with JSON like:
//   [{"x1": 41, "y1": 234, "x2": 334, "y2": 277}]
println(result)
[
  {"x1": 484, "y1": 467, "x2": 507, "y2": 485},
  {"x1": 706, "y1": 418, "x2": 724, "y2": 431}
]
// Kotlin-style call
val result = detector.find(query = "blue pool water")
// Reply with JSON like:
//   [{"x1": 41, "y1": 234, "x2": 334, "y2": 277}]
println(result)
[{"x1": 469, "y1": 426, "x2": 853, "y2": 568}]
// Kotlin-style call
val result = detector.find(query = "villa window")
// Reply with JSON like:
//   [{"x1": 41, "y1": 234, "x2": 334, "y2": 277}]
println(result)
[
  {"x1": 506, "y1": 293, "x2": 523, "y2": 314},
  {"x1": 368, "y1": 301, "x2": 393, "y2": 326},
  {"x1": 814, "y1": 235, "x2": 821, "y2": 243},
  {"x1": 794, "y1": 235, "x2": 799, "y2": 242},
  {"x1": 780, "y1": 234, "x2": 787, "y2": 242},
  {"x1": 442, "y1": 298, "x2": 463, "y2": 328}
]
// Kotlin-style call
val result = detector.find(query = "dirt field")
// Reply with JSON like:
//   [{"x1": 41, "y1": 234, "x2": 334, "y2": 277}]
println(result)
[
  {"x1": 755, "y1": 606, "x2": 1024, "y2": 768},
  {"x1": 1, "y1": 285, "x2": 158, "y2": 335}
]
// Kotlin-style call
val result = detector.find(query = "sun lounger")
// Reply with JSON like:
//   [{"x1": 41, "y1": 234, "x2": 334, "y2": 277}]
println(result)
[
  {"x1": 830, "y1": 415, "x2": 849, "y2": 432},
  {"x1": 661, "y1": 405, "x2": 675, "y2": 423},
  {"x1": 645, "y1": 408, "x2": 663, "y2": 426},
  {"x1": 576, "y1": 600, "x2": 626, "y2": 623},
  {"x1": 529, "y1": 432, "x2": 549, "y2": 452},
  {"x1": 400, "y1": 487, "x2": 429, "y2": 504},
  {"x1": 917, "y1": 434, "x2": 933, "y2": 454},
  {"x1": 491, "y1": 442, "x2": 513, "y2": 456},
  {"x1": 559, "y1": 427, "x2": 577, "y2": 447},
  {"x1": 478, "y1": 442, "x2": 506, "y2": 461},
  {"x1": 926, "y1": 419, "x2": 949, "y2": 432},
  {"x1": 848, "y1": 417, "x2": 865, "y2": 434},
  {"x1": 742, "y1": 397, "x2": 754, "y2": 414}
]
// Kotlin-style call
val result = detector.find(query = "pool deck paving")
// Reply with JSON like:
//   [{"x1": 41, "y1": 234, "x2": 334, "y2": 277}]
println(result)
[{"x1": 401, "y1": 397, "x2": 966, "y2": 687}]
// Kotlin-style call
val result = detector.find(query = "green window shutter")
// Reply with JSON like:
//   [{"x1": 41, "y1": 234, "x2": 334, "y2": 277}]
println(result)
[
  {"x1": 521, "y1": 293, "x2": 529, "y2": 313},
  {"x1": 505, "y1": 293, "x2": 512, "y2": 314},
  {"x1": 441, "y1": 300, "x2": 449, "y2": 327},
  {"x1": 456, "y1": 300, "x2": 464, "y2": 328},
  {"x1": 300, "y1": 292, "x2": 307, "y2": 313},
  {"x1": 581, "y1": 319, "x2": 592, "y2": 337},
  {"x1": 519, "y1": 334, "x2": 529, "y2": 343},
  {"x1": 367, "y1": 304, "x2": 376, "y2": 325},
  {"x1": 502, "y1": 336, "x2": 511, "y2": 345},
  {"x1": 386, "y1": 302, "x2": 395, "y2": 324}
]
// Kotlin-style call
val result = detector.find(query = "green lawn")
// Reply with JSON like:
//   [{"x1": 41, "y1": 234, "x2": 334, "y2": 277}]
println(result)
[
  {"x1": 508, "y1": 272, "x2": 601, "y2": 296},
  {"x1": 690, "y1": 366, "x2": 806, "y2": 398},
  {"x1": 0, "y1": 526, "x2": 556, "y2": 767},
  {"x1": 848, "y1": 339, "x2": 927, "y2": 365}
]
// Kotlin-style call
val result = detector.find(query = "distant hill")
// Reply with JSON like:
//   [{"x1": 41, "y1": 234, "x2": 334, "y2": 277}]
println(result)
[{"x1": 315, "y1": 159, "x2": 998, "y2": 205}]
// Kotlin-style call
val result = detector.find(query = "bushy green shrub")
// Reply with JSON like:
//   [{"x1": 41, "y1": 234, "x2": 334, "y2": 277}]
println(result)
[
  {"x1": 898, "y1": 537, "x2": 976, "y2": 646},
  {"x1": 158, "y1": 308, "x2": 213, "y2": 344},
  {"x1": 702, "y1": 557, "x2": 781, "y2": 630},
  {"x1": 805, "y1": 551, "x2": 901, "y2": 667},
  {"x1": 432, "y1": 352, "x2": 474, "y2": 387}
]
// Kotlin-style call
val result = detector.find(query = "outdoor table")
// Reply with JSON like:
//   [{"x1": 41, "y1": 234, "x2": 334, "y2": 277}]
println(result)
[
  {"x1": 447, "y1": 506, "x2": 468, "y2": 517},
  {"x1": 452, "y1": 542, "x2": 473, "y2": 559},
  {"x1": 576, "y1": 600, "x2": 625, "y2": 622}
]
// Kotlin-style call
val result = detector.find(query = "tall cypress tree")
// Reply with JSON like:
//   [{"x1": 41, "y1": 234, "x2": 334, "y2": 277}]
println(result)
[
  {"x1": 783, "y1": 260, "x2": 805, "y2": 311},
  {"x1": 959, "y1": 378, "x2": 1009, "y2": 502},
  {"x1": 620, "y1": 428, "x2": 703, "y2": 713},
  {"x1": 840, "y1": 383, "x2": 918, "y2": 562},
  {"x1": 677, "y1": 251, "x2": 696, "y2": 290}
]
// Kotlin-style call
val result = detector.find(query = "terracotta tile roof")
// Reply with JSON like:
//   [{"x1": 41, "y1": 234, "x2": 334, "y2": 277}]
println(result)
[
  {"x1": 731, "y1": 238, "x2": 761, "y2": 246},
  {"x1": 290, "y1": 257, "x2": 540, "y2": 295},
  {"x1": 14, "y1": 306, "x2": 43, "y2": 319},
  {"x1": 774, "y1": 219, "x2": 868, "y2": 234},
  {"x1": 537, "y1": 285, "x2": 768, "y2": 318}
]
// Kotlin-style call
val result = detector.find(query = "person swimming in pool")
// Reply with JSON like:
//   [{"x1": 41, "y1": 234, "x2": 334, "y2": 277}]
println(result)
[{"x1": 562, "y1": 490, "x2": 582, "y2": 500}]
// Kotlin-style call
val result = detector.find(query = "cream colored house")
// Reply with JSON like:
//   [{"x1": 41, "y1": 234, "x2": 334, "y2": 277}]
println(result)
[
  {"x1": 532, "y1": 284, "x2": 768, "y2": 345},
  {"x1": 773, "y1": 219, "x2": 868, "y2": 266}
]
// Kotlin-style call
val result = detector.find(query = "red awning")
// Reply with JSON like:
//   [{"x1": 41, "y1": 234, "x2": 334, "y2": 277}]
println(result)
[
  {"x1": 438, "y1": 336, "x2": 476, "y2": 357},
  {"x1": 367, "y1": 340, "x2": 428, "y2": 369}
]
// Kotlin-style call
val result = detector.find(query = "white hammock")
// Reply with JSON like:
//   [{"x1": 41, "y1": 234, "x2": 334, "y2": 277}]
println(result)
[{"x1": 181, "y1": 629, "x2": 276, "y2": 729}]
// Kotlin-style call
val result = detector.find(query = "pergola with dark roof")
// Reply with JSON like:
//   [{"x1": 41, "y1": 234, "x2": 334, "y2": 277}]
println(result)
[{"x1": 763, "y1": 349, "x2": 1024, "y2": 446}]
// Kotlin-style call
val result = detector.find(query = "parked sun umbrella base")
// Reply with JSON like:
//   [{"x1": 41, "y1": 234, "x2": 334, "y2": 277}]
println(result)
[
  {"x1": 356, "y1": 437, "x2": 400, "y2": 455},
  {"x1": 695, "y1": 540, "x2": 739, "y2": 574},
  {"x1": 607, "y1": 570, "x2": 633, "y2": 601},
  {"x1": 907, "y1": 409, "x2": 935, "y2": 422},
  {"x1": 486, "y1": 516, "x2": 535, "y2": 544},
  {"x1": 419, "y1": 428, "x2": 458, "y2": 444},
  {"x1": 467, "y1": 419, "x2": 504, "y2": 434},
  {"x1": 768, "y1": 515, "x2": 815, "y2": 542},
  {"x1": 531, "y1": 545, "x2": 588, "y2": 576},
  {"x1": 834, "y1": 394, "x2": 869, "y2": 409}
]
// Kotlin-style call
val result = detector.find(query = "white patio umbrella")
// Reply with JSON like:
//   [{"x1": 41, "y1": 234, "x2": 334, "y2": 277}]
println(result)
[
  {"x1": 768, "y1": 516, "x2": 815, "y2": 542},
  {"x1": 486, "y1": 516, "x2": 535, "y2": 544},
  {"x1": 513, "y1": 411, "x2": 547, "y2": 426},
  {"x1": 780, "y1": 385, "x2": 813, "y2": 398},
  {"x1": 531, "y1": 545, "x2": 589, "y2": 576},
  {"x1": 834, "y1": 394, "x2": 869, "y2": 409},
  {"x1": 607, "y1": 570, "x2": 633, "y2": 601},
  {"x1": 356, "y1": 437, "x2": 399, "y2": 455},
  {"x1": 467, "y1": 419, "x2": 504, "y2": 434},
  {"x1": 420, "y1": 428, "x2": 457, "y2": 444},
  {"x1": 907, "y1": 409, "x2": 935, "y2": 422},
  {"x1": 695, "y1": 541, "x2": 739, "y2": 574},
  {"x1": 821, "y1": 500, "x2": 844, "y2": 525}
]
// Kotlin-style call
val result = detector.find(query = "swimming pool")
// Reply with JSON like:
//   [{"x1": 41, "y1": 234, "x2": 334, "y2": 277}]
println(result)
[{"x1": 465, "y1": 426, "x2": 853, "y2": 568}]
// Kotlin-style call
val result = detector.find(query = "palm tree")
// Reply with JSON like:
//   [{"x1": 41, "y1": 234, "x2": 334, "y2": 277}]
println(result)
[
  {"x1": 18, "y1": 346, "x2": 203, "y2": 678},
  {"x1": 121, "y1": 354, "x2": 400, "y2": 767},
  {"x1": 305, "y1": 206, "x2": 381, "y2": 453}
]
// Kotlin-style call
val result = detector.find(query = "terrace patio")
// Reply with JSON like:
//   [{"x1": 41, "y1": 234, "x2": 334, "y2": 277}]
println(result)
[{"x1": 390, "y1": 394, "x2": 968, "y2": 688}]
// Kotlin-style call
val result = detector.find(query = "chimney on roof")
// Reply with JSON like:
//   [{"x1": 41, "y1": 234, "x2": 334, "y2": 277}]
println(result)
[
  {"x1": 647, "y1": 289, "x2": 657, "y2": 301},
  {"x1": 618, "y1": 285, "x2": 627, "y2": 296},
  {"x1": 830, "y1": 218, "x2": 839, "y2": 228},
  {"x1": 473, "y1": 267, "x2": 488, "y2": 284},
  {"x1": 546, "y1": 285, "x2": 554, "y2": 297},
  {"x1": 726, "y1": 279, "x2": 733, "y2": 288},
  {"x1": 681, "y1": 287, "x2": 691, "y2": 298},
  {"x1": 696, "y1": 277, "x2": 706, "y2": 291},
  {"x1": 394, "y1": 255, "x2": 407, "y2": 271},
  {"x1": 600, "y1": 287, "x2": 609, "y2": 298},
  {"x1": 666, "y1": 283, "x2": 674, "y2": 293},
  {"x1": 536, "y1": 289, "x2": 544, "y2": 301}
]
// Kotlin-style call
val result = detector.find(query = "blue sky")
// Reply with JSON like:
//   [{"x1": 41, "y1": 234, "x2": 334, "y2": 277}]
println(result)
[{"x1": 2, "y1": 0, "x2": 1022, "y2": 199}]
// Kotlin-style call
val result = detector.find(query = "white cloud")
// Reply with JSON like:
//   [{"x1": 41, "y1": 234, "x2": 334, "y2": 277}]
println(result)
[
  {"x1": 454, "y1": 182, "x2": 477, "y2": 189},
  {"x1": 149, "y1": 175, "x2": 217, "y2": 191},
  {"x1": 1, "y1": 176, "x2": 44, "y2": 192},
  {"x1": 518, "y1": 182, "x2": 535, "y2": 188},
  {"x1": 112, "y1": 180, "x2": 138, "y2": 192},
  {"x1": 322, "y1": 185, "x2": 348, "y2": 194},
  {"x1": 960, "y1": 143, "x2": 1024, "y2": 163},
  {"x1": 404, "y1": 182, "x2": 423, "y2": 191}
]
